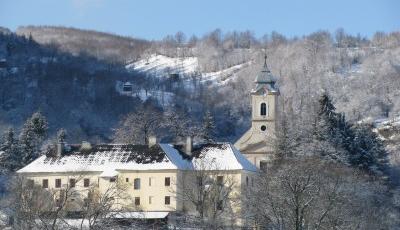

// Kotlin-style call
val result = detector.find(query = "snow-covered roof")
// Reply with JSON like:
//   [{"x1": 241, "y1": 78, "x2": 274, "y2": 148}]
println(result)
[
  {"x1": 255, "y1": 65, "x2": 276, "y2": 84},
  {"x1": 99, "y1": 168, "x2": 119, "y2": 178},
  {"x1": 252, "y1": 59, "x2": 279, "y2": 94},
  {"x1": 191, "y1": 143, "x2": 258, "y2": 172},
  {"x1": 17, "y1": 142, "x2": 257, "y2": 173},
  {"x1": 109, "y1": 211, "x2": 170, "y2": 219}
]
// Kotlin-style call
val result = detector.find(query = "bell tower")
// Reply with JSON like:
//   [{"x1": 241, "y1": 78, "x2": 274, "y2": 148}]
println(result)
[
  {"x1": 251, "y1": 55, "x2": 278, "y2": 139},
  {"x1": 234, "y1": 55, "x2": 279, "y2": 168}
]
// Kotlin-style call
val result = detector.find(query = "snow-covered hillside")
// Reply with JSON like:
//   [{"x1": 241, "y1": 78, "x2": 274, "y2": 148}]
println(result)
[
  {"x1": 126, "y1": 55, "x2": 198, "y2": 75},
  {"x1": 373, "y1": 116, "x2": 400, "y2": 166},
  {"x1": 126, "y1": 54, "x2": 250, "y2": 85}
]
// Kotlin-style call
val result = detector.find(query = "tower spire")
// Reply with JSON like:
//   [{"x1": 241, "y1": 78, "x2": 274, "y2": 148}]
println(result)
[{"x1": 264, "y1": 53, "x2": 268, "y2": 68}]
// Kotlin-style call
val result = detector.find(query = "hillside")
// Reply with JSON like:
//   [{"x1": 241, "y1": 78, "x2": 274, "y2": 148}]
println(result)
[
  {"x1": 0, "y1": 29, "x2": 145, "y2": 142},
  {"x1": 374, "y1": 116, "x2": 400, "y2": 166},
  {"x1": 126, "y1": 54, "x2": 251, "y2": 85},
  {"x1": 1, "y1": 26, "x2": 400, "y2": 147},
  {"x1": 16, "y1": 26, "x2": 150, "y2": 62}
]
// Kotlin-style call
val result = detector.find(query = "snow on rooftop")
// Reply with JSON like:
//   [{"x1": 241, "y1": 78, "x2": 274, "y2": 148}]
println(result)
[
  {"x1": 109, "y1": 211, "x2": 169, "y2": 219},
  {"x1": 99, "y1": 168, "x2": 119, "y2": 178},
  {"x1": 192, "y1": 143, "x2": 258, "y2": 172},
  {"x1": 18, "y1": 143, "x2": 258, "y2": 173},
  {"x1": 17, "y1": 144, "x2": 178, "y2": 173},
  {"x1": 159, "y1": 143, "x2": 193, "y2": 170}
]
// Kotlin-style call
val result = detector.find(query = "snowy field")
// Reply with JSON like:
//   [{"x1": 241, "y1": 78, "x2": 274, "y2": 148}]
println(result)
[{"x1": 126, "y1": 54, "x2": 249, "y2": 85}]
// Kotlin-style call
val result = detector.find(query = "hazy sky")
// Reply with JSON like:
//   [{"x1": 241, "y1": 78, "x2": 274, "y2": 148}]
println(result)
[{"x1": 0, "y1": 0, "x2": 399, "y2": 40}]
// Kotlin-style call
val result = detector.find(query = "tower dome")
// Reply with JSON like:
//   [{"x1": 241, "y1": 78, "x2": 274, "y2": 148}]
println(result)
[{"x1": 253, "y1": 55, "x2": 278, "y2": 94}]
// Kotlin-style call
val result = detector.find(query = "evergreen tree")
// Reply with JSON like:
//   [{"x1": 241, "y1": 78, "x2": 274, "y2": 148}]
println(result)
[
  {"x1": 313, "y1": 93, "x2": 349, "y2": 162},
  {"x1": 313, "y1": 93, "x2": 388, "y2": 176},
  {"x1": 315, "y1": 93, "x2": 338, "y2": 141},
  {"x1": 201, "y1": 110, "x2": 216, "y2": 143},
  {"x1": 19, "y1": 112, "x2": 48, "y2": 166},
  {"x1": 275, "y1": 112, "x2": 296, "y2": 159},
  {"x1": 352, "y1": 124, "x2": 389, "y2": 176},
  {"x1": 0, "y1": 128, "x2": 19, "y2": 172}
]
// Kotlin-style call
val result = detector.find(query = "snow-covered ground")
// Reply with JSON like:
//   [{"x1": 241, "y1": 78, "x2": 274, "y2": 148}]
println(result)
[
  {"x1": 370, "y1": 116, "x2": 400, "y2": 166},
  {"x1": 126, "y1": 54, "x2": 249, "y2": 85},
  {"x1": 115, "y1": 81, "x2": 174, "y2": 106},
  {"x1": 374, "y1": 116, "x2": 400, "y2": 129},
  {"x1": 126, "y1": 54, "x2": 198, "y2": 75}
]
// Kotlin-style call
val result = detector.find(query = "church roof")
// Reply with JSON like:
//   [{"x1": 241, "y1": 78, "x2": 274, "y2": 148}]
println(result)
[
  {"x1": 255, "y1": 61, "x2": 276, "y2": 84},
  {"x1": 252, "y1": 55, "x2": 279, "y2": 94}
]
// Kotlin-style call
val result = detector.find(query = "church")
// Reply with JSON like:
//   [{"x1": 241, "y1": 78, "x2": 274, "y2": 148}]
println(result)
[{"x1": 234, "y1": 56, "x2": 279, "y2": 169}]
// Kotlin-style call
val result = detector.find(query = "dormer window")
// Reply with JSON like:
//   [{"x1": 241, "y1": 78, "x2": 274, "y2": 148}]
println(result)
[{"x1": 261, "y1": 103, "x2": 267, "y2": 116}]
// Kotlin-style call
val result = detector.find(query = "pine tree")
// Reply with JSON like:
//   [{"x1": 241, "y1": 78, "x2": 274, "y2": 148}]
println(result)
[
  {"x1": 201, "y1": 110, "x2": 216, "y2": 143},
  {"x1": 315, "y1": 93, "x2": 338, "y2": 141},
  {"x1": 275, "y1": 112, "x2": 295, "y2": 159},
  {"x1": 352, "y1": 124, "x2": 389, "y2": 176},
  {"x1": 19, "y1": 112, "x2": 48, "y2": 166},
  {"x1": 0, "y1": 128, "x2": 19, "y2": 172},
  {"x1": 313, "y1": 94, "x2": 388, "y2": 176}
]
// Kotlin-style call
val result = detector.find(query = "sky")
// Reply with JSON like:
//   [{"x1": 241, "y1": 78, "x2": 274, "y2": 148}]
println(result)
[{"x1": 0, "y1": 0, "x2": 399, "y2": 40}]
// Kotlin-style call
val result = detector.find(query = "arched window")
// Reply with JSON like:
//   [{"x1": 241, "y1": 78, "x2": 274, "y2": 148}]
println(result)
[{"x1": 260, "y1": 103, "x2": 267, "y2": 116}]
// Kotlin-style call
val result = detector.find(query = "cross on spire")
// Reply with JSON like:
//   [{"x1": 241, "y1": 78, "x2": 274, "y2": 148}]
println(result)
[{"x1": 263, "y1": 54, "x2": 268, "y2": 68}]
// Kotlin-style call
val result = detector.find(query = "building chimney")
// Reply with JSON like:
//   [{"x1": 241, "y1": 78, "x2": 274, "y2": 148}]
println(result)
[
  {"x1": 148, "y1": 135, "x2": 157, "y2": 148},
  {"x1": 81, "y1": 141, "x2": 92, "y2": 150},
  {"x1": 56, "y1": 142, "x2": 64, "y2": 157},
  {"x1": 185, "y1": 136, "x2": 193, "y2": 156}
]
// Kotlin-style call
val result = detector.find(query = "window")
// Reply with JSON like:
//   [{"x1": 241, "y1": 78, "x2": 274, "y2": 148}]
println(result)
[
  {"x1": 165, "y1": 196, "x2": 171, "y2": 205},
  {"x1": 217, "y1": 200, "x2": 223, "y2": 211},
  {"x1": 84, "y1": 179, "x2": 90, "y2": 187},
  {"x1": 69, "y1": 179, "x2": 76, "y2": 188},
  {"x1": 246, "y1": 176, "x2": 249, "y2": 186},
  {"x1": 110, "y1": 177, "x2": 116, "y2": 183},
  {"x1": 165, "y1": 177, "x2": 170, "y2": 186},
  {"x1": 261, "y1": 125, "x2": 267, "y2": 131},
  {"x1": 134, "y1": 197, "x2": 140, "y2": 206},
  {"x1": 149, "y1": 177, "x2": 154, "y2": 186},
  {"x1": 27, "y1": 179, "x2": 34, "y2": 188},
  {"x1": 149, "y1": 196, "x2": 153, "y2": 204},
  {"x1": 55, "y1": 179, "x2": 61, "y2": 188},
  {"x1": 134, "y1": 178, "x2": 141, "y2": 190},
  {"x1": 42, "y1": 179, "x2": 48, "y2": 188},
  {"x1": 126, "y1": 178, "x2": 129, "y2": 183},
  {"x1": 261, "y1": 103, "x2": 267, "y2": 116},
  {"x1": 217, "y1": 176, "x2": 223, "y2": 186}
]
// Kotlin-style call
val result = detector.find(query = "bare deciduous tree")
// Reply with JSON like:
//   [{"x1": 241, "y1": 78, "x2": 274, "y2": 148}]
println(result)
[
  {"x1": 173, "y1": 158, "x2": 239, "y2": 229},
  {"x1": 113, "y1": 105, "x2": 163, "y2": 144},
  {"x1": 248, "y1": 157, "x2": 398, "y2": 230}
]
